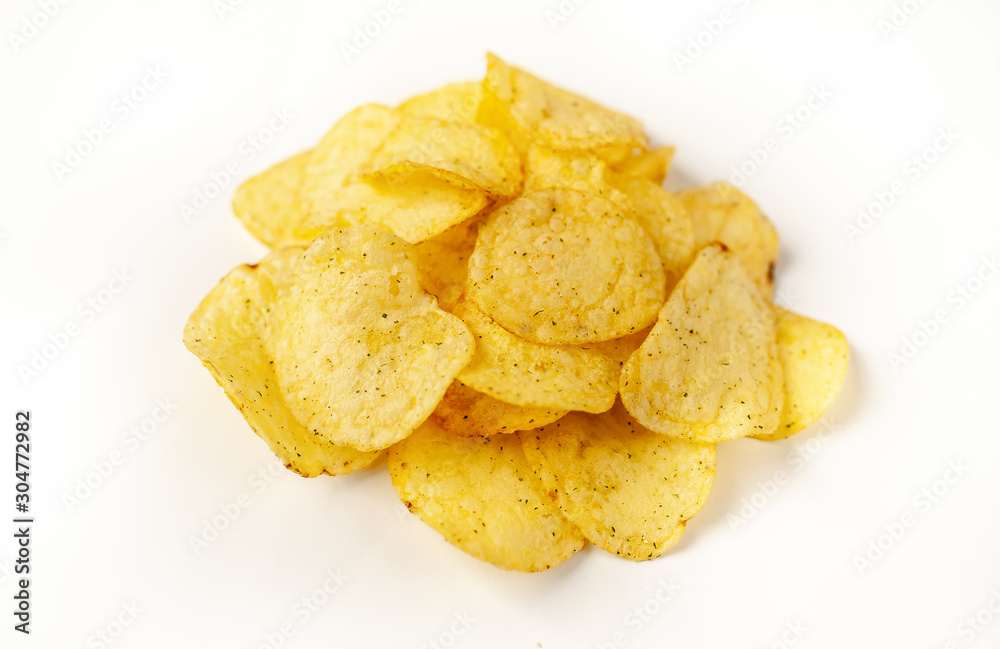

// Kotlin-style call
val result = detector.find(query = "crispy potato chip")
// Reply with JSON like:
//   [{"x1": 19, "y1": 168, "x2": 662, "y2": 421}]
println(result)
[
  {"x1": 398, "y1": 81, "x2": 483, "y2": 123},
  {"x1": 431, "y1": 381, "x2": 566, "y2": 438},
  {"x1": 591, "y1": 143, "x2": 638, "y2": 167},
  {"x1": 754, "y1": 308, "x2": 849, "y2": 441},
  {"x1": 468, "y1": 188, "x2": 665, "y2": 344},
  {"x1": 523, "y1": 145, "x2": 615, "y2": 196},
  {"x1": 454, "y1": 298, "x2": 619, "y2": 413},
  {"x1": 479, "y1": 53, "x2": 647, "y2": 153},
  {"x1": 411, "y1": 215, "x2": 481, "y2": 312},
  {"x1": 678, "y1": 182, "x2": 779, "y2": 297},
  {"x1": 614, "y1": 146, "x2": 675, "y2": 185},
  {"x1": 581, "y1": 326, "x2": 652, "y2": 366},
  {"x1": 232, "y1": 151, "x2": 314, "y2": 248},
  {"x1": 183, "y1": 248, "x2": 380, "y2": 477},
  {"x1": 520, "y1": 401, "x2": 715, "y2": 560},
  {"x1": 620, "y1": 244, "x2": 783, "y2": 443},
  {"x1": 387, "y1": 420, "x2": 585, "y2": 572},
  {"x1": 272, "y1": 226, "x2": 474, "y2": 451}
]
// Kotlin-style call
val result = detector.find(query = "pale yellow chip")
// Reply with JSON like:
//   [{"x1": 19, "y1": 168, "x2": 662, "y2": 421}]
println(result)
[
  {"x1": 478, "y1": 53, "x2": 647, "y2": 154},
  {"x1": 183, "y1": 248, "x2": 380, "y2": 477},
  {"x1": 614, "y1": 146, "x2": 675, "y2": 185},
  {"x1": 388, "y1": 420, "x2": 585, "y2": 572},
  {"x1": 620, "y1": 244, "x2": 784, "y2": 443},
  {"x1": 398, "y1": 81, "x2": 483, "y2": 123},
  {"x1": 523, "y1": 145, "x2": 615, "y2": 197},
  {"x1": 581, "y1": 326, "x2": 652, "y2": 366},
  {"x1": 754, "y1": 308, "x2": 849, "y2": 441},
  {"x1": 678, "y1": 182, "x2": 779, "y2": 297},
  {"x1": 454, "y1": 298, "x2": 619, "y2": 413},
  {"x1": 431, "y1": 381, "x2": 566, "y2": 438},
  {"x1": 467, "y1": 188, "x2": 665, "y2": 345},
  {"x1": 411, "y1": 215, "x2": 481, "y2": 312},
  {"x1": 232, "y1": 151, "x2": 314, "y2": 248},
  {"x1": 271, "y1": 226, "x2": 474, "y2": 451},
  {"x1": 519, "y1": 401, "x2": 715, "y2": 560}
]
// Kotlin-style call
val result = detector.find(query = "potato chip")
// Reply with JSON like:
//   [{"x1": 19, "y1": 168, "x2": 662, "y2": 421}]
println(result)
[
  {"x1": 614, "y1": 146, "x2": 675, "y2": 185},
  {"x1": 591, "y1": 143, "x2": 638, "y2": 167},
  {"x1": 232, "y1": 151, "x2": 314, "y2": 248},
  {"x1": 467, "y1": 188, "x2": 665, "y2": 344},
  {"x1": 519, "y1": 401, "x2": 715, "y2": 560},
  {"x1": 620, "y1": 244, "x2": 783, "y2": 443},
  {"x1": 523, "y1": 145, "x2": 613, "y2": 195},
  {"x1": 431, "y1": 381, "x2": 566, "y2": 438},
  {"x1": 454, "y1": 298, "x2": 619, "y2": 413},
  {"x1": 398, "y1": 81, "x2": 483, "y2": 123},
  {"x1": 581, "y1": 326, "x2": 652, "y2": 366},
  {"x1": 271, "y1": 226, "x2": 474, "y2": 451},
  {"x1": 411, "y1": 215, "x2": 481, "y2": 312},
  {"x1": 183, "y1": 248, "x2": 380, "y2": 477},
  {"x1": 678, "y1": 182, "x2": 779, "y2": 297},
  {"x1": 754, "y1": 308, "x2": 849, "y2": 441},
  {"x1": 387, "y1": 420, "x2": 585, "y2": 572}
]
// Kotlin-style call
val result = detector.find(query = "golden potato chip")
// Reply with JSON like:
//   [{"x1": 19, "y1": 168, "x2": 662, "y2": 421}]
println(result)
[
  {"x1": 614, "y1": 146, "x2": 675, "y2": 185},
  {"x1": 272, "y1": 226, "x2": 474, "y2": 451},
  {"x1": 387, "y1": 420, "x2": 585, "y2": 572},
  {"x1": 479, "y1": 53, "x2": 648, "y2": 153},
  {"x1": 620, "y1": 244, "x2": 783, "y2": 443},
  {"x1": 754, "y1": 308, "x2": 849, "y2": 441},
  {"x1": 232, "y1": 151, "x2": 314, "y2": 248},
  {"x1": 398, "y1": 81, "x2": 483, "y2": 123},
  {"x1": 519, "y1": 401, "x2": 715, "y2": 560},
  {"x1": 523, "y1": 145, "x2": 613, "y2": 195},
  {"x1": 431, "y1": 381, "x2": 566, "y2": 438},
  {"x1": 678, "y1": 182, "x2": 779, "y2": 297},
  {"x1": 183, "y1": 248, "x2": 380, "y2": 477},
  {"x1": 411, "y1": 215, "x2": 481, "y2": 312},
  {"x1": 454, "y1": 298, "x2": 619, "y2": 413},
  {"x1": 591, "y1": 143, "x2": 638, "y2": 167},
  {"x1": 581, "y1": 326, "x2": 652, "y2": 366},
  {"x1": 467, "y1": 188, "x2": 665, "y2": 344}
]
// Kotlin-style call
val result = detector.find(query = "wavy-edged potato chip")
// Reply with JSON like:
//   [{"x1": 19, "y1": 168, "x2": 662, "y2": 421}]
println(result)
[
  {"x1": 614, "y1": 146, "x2": 675, "y2": 185},
  {"x1": 431, "y1": 381, "x2": 566, "y2": 438},
  {"x1": 620, "y1": 244, "x2": 783, "y2": 443},
  {"x1": 183, "y1": 248, "x2": 380, "y2": 477},
  {"x1": 754, "y1": 308, "x2": 849, "y2": 441},
  {"x1": 519, "y1": 401, "x2": 715, "y2": 560},
  {"x1": 398, "y1": 81, "x2": 483, "y2": 123},
  {"x1": 272, "y1": 226, "x2": 474, "y2": 451},
  {"x1": 388, "y1": 420, "x2": 585, "y2": 572},
  {"x1": 478, "y1": 53, "x2": 647, "y2": 153},
  {"x1": 678, "y1": 182, "x2": 779, "y2": 297},
  {"x1": 468, "y1": 188, "x2": 665, "y2": 345},
  {"x1": 454, "y1": 298, "x2": 618, "y2": 413},
  {"x1": 412, "y1": 215, "x2": 481, "y2": 312},
  {"x1": 232, "y1": 151, "x2": 314, "y2": 248}
]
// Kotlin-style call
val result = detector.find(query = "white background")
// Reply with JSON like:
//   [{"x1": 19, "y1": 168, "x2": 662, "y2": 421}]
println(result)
[{"x1": 2, "y1": 1, "x2": 999, "y2": 647}]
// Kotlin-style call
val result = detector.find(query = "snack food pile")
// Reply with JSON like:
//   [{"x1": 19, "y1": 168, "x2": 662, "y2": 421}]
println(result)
[{"x1": 184, "y1": 54, "x2": 849, "y2": 572}]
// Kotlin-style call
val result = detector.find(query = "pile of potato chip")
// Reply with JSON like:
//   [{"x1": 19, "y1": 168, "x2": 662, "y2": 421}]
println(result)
[{"x1": 185, "y1": 54, "x2": 849, "y2": 572}]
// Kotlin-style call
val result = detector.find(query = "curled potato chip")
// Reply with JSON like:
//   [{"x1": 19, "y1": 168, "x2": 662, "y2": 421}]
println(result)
[
  {"x1": 431, "y1": 381, "x2": 566, "y2": 438},
  {"x1": 183, "y1": 248, "x2": 380, "y2": 477},
  {"x1": 520, "y1": 401, "x2": 715, "y2": 560},
  {"x1": 614, "y1": 146, "x2": 675, "y2": 185},
  {"x1": 467, "y1": 188, "x2": 665, "y2": 345},
  {"x1": 678, "y1": 182, "x2": 779, "y2": 297},
  {"x1": 232, "y1": 151, "x2": 314, "y2": 248},
  {"x1": 620, "y1": 244, "x2": 783, "y2": 443},
  {"x1": 754, "y1": 308, "x2": 849, "y2": 441},
  {"x1": 388, "y1": 420, "x2": 585, "y2": 572},
  {"x1": 411, "y1": 216, "x2": 481, "y2": 312},
  {"x1": 454, "y1": 298, "x2": 618, "y2": 413},
  {"x1": 272, "y1": 226, "x2": 474, "y2": 452},
  {"x1": 398, "y1": 81, "x2": 483, "y2": 123}
]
